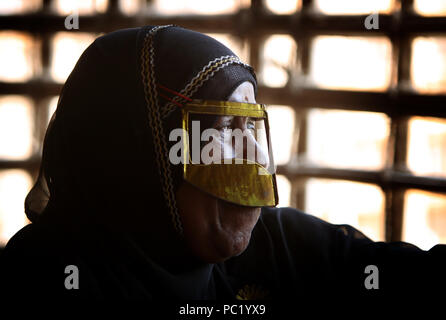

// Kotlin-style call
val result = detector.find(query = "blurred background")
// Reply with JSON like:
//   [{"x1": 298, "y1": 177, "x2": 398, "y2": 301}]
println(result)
[{"x1": 0, "y1": 0, "x2": 445, "y2": 251}]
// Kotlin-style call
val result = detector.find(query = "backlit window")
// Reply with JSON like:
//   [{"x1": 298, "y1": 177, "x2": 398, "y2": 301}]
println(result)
[
  {"x1": 411, "y1": 37, "x2": 446, "y2": 94},
  {"x1": 0, "y1": 32, "x2": 37, "y2": 82},
  {"x1": 310, "y1": 36, "x2": 392, "y2": 91},
  {"x1": 414, "y1": 0, "x2": 446, "y2": 17},
  {"x1": 306, "y1": 179, "x2": 385, "y2": 241},
  {"x1": 0, "y1": 170, "x2": 32, "y2": 246},
  {"x1": 314, "y1": 0, "x2": 395, "y2": 15},
  {"x1": 403, "y1": 190, "x2": 446, "y2": 250},
  {"x1": 0, "y1": 96, "x2": 34, "y2": 161},
  {"x1": 307, "y1": 109, "x2": 389, "y2": 170},
  {"x1": 51, "y1": 32, "x2": 96, "y2": 82},
  {"x1": 407, "y1": 117, "x2": 446, "y2": 177},
  {"x1": 261, "y1": 35, "x2": 297, "y2": 88}
]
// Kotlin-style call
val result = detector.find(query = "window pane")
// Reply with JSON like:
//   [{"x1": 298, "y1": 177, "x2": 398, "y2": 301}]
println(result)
[
  {"x1": 403, "y1": 190, "x2": 446, "y2": 250},
  {"x1": 407, "y1": 117, "x2": 446, "y2": 177},
  {"x1": 0, "y1": 0, "x2": 41, "y2": 15},
  {"x1": 307, "y1": 109, "x2": 389, "y2": 170},
  {"x1": 150, "y1": 0, "x2": 239, "y2": 15},
  {"x1": 53, "y1": 0, "x2": 108, "y2": 15},
  {"x1": 260, "y1": 35, "x2": 297, "y2": 88},
  {"x1": 411, "y1": 37, "x2": 446, "y2": 94},
  {"x1": 310, "y1": 36, "x2": 392, "y2": 91},
  {"x1": 314, "y1": 0, "x2": 394, "y2": 15},
  {"x1": 120, "y1": 0, "x2": 251, "y2": 15},
  {"x1": 0, "y1": 31, "x2": 37, "y2": 82},
  {"x1": 51, "y1": 32, "x2": 96, "y2": 82},
  {"x1": 306, "y1": 179, "x2": 385, "y2": 241},
  {"x1": 119, "y1": 0, "x2": 142, "y2": 15},
  {"x1": 267, "y1": 105, "x2": 295, "y2": 165},
  {"x1": 0, "y1": 169, "x2": 32, "y2": 246},
  {"x1": 414, "y1": 0, "x2": 446, "y2": 17},
  {"x1": 0, "y1": 96, "x2": 34, "y2": 160},
  {"x1": 47, "y1": 96, "x2": 59, "y2": 124},
  {"x1": 276, "y1": 175, "x2": 291, "y2": 207},
  {"x1": 206, "y1": 33, "x2": 249, "y2": 63},
  {"x1": 265, "y1": 0, "x2": 300, "y2": 14}
]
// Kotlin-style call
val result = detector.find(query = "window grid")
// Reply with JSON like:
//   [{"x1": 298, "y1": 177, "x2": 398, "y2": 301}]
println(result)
[{"x1": 0, "y1": 0, "x2": 445, "y2": 243}]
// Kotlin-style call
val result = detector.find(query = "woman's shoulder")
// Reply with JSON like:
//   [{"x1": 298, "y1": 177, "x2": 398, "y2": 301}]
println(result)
[
  {"x1": 260, "y1": 206, "x2": 331, "y2": 228},
  {"x1": 0, "y1": 221, "x2": 113, "y2": 299},
  {"x1": 258, "y1": 206, "x2": 372, "y2": 247},
  {"x1": 2, "y1": 222, "x2": 64, "y2": 256},
  {"x1": 0, "y1": 223, "x2": 68, "y2": 298}
]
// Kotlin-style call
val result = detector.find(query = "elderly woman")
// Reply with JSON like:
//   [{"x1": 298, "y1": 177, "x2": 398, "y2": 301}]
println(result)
[{"x1": 0, "y1": 26, "x2": 444, "y2": 302}]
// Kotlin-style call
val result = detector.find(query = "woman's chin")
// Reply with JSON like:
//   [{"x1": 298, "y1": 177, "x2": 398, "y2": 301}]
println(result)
[
  {"x1": 207, "y1": 229, "x2": 252, "y2": 262},
  {"x1": 205, "y1": 200, "x2": 261, "y2": 262}
]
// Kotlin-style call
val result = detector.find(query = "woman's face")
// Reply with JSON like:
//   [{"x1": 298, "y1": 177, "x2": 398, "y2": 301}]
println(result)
[{"x1": 176, "y1": 81, "x2": 262, "y2": 263}]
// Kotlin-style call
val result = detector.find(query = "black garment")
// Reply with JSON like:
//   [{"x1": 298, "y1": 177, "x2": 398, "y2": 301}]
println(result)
[
  {"x1": 0, "y1": 26, "x2": 445, "y2": 303},
  {"x1": 1, "y1": 207, "x2": 445, "y2": 301}
]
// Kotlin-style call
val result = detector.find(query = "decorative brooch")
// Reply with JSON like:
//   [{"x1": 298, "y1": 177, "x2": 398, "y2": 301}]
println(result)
[{"x1": 236, "y1": 284, "x2": 270, "y2": 300}]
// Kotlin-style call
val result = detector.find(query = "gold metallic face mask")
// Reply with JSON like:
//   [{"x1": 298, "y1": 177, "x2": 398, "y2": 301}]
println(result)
[{"x1": 181, "y1": 100, "x2": 278, "y2": 207}]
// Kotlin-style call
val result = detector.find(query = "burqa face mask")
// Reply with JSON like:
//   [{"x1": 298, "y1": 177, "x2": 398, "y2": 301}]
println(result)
[{"x1": 180, "y1": 99, "x2": 278, "y2": 207}]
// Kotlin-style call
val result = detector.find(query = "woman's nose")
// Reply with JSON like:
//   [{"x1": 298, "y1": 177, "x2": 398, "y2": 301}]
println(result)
[{"x1": 236, "y1": 133, "x2": 270, "y2": 168}]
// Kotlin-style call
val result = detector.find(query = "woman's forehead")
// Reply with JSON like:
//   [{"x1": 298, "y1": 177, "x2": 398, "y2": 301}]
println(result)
[{"x1": 227, "y1": 81, "x2": 256, "y2": 104}]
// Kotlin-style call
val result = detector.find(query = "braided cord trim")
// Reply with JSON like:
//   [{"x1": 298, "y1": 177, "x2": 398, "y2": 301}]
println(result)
[
  {"x1": 161, "y1": 55, "x2": 254, "y2": 118},
  {"x1": 141, "y1": 25, "x2": 184, "y2": 235}
]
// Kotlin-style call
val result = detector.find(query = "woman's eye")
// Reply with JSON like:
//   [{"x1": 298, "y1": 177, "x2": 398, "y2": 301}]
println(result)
[
  {"x1": 216, "y1": 124, "x2": 231, "y2": 131},
  {"x1": 214, "y1": 116, "x2": 233, "y2": 132},
  {"x1": 247, "y1": 120, "x2": 256, "y2": 134}
]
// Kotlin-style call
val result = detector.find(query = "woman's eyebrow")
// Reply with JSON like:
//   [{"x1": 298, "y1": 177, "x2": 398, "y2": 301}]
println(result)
[{"x1": 213, "y1": 116, "x2": 233, "y2": 125}]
